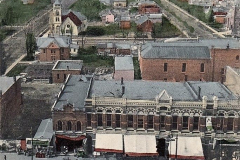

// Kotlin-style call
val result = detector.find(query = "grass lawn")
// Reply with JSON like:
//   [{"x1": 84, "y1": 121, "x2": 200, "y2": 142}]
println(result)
[
  {"x1": 152, "y1": 17, "x2": 182, "y2": 38},
  {"x1": 70, "y1": 0, "x2": 107, "y2": 21},
  {"x1": 6, "y1": 64, "x2": 27, "y2": 77},
  {"x1": 72, "y1": 47, "x2": 114, "y2": 67},
  {"x1": 0, "y1": 0, "x2": 51, "y2": 25}
]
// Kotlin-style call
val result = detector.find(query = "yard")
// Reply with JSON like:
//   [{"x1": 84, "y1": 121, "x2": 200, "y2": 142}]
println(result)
[
  {"x1": 0, "y1": 0, "x2": 51, "y2": 25},
  {"x1": 152, "y1": 17, "x2": 182, "y2": 38}
]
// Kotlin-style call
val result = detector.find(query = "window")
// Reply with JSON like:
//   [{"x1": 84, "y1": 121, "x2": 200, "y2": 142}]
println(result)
[
  {"x1": 221, "y1": 68, "x2": 225, "y2": 74},
  {"x1": 56, "y1": 10, "x2": 59, "y2": 16},
  {"x1": 184, "y1": 75, "x2": 188, "y2": 81},
  {"x1": 160, "y1": 115, "x2": 165, "y2": 129},
  {"x1": 182, "y1": 116, "x2": 188, "y2": 130},
  {"x1": 64, "y1": 74, "x2": 66, "y2": 80},
  {"x1": 227, "y1": 117, "x2": 234, "y2": 131},
  {"x1": 116, "y1": 114, "x2": 121, "y2": 128},
  {"x1": 61, "y1": 48, "x2": 64, "y2": 53},
  {"x1": 57, "y1": 120, "x2": 62, "y2": 130},
  {"x1": 182, "y1": 63, "x2": 186, "y2": 72},
  {"x1": 193, "y1": 117, "x2": 199, "y2": 130},
  {"x1": 147, "y1": 115, "x2": 154, "y2": 129},
  {"x1": 51, "y1": 56, "x2": 55, "y2": 61},
  {"x1": 43, "y1": 49, "x2": 45, "y2": 53},
  {"x1": 57, "y1": 74, "x2": 59, "y2": 79},
  {"x1": 97, "y1": 114, "x2": 103, "y2": 127},
  {"x1": 67, "y1": 121, "x2": 72, "y2": 131},
  {"x1": 216, "y1": 114, "x2": 224, "y2": 131},
  {"x1": 172, "y1": 116, "x2": 177, "y2": 130},
  {"x1": 67, "y1": 24, "x2": 71, "y2": 28},
  {"x1": 138, "y1": 115, "x2": 144, "y2": 128},
  {"x1": 107, "y1": 114, "x2": 112, "y2": 127},
  {"x1": 163, "y1": 78, "x2": 167, "y2": 82},
  {"x1": 76, "y1": 121, "x2": 81, "y2": 131},
  {"x1": 128, "y1": 115, "x2": 133, "y2": 128},
  {"x1": 164, "y1": 63, "x2": 168, "y2": 72},
  {"x1": 87, "y1": 114, "x2": 91, "y2": 127},
  {"x1": 236, "y1": 55, "x2": 239, "y2": 60},
  {"x1": 200, "y1": 63, "x2": 204, "y2": 72}
]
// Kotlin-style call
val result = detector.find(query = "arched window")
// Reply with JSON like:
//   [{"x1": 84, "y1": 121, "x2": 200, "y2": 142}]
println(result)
[
  {"x1": 76, "y1": 121, "x2": 81, "y2": 131},
  {"x1": 57, "y1": 120, "x2": 62, "y2": 130},
  {"x1": 56, "y1": 10, "x2": 59, "y2": 16},
  {"x1": 67, "y1": 121, "x2": 72, "y2": 131},
  {"x1": 236, "y1": 55, "x2": 239, "y2": 60}
]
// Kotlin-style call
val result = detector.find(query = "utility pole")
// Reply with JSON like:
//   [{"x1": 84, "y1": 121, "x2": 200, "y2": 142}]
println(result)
[
  {"x1": 31, "y1": 127, "x2": 33, "y2": 160},
  {"x1": 175, "y1": 134, "x2": 178, "y2": 160}
]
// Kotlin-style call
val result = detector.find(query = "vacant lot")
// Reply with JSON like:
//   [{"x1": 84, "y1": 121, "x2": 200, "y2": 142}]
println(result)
[{"x1": 7, "y1": 82, "x2": 61, "y2": 139}]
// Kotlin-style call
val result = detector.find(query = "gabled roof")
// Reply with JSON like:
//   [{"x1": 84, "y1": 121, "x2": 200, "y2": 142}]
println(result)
[
  {"x1": 34, "y1": 119, "x2": 53, "y2": 140},
  {"x1": 136, "y1": 15, "x2": 149, "y2": 25},
  {"x1": 62, "y1": 10, "x2": 86, "y2": 26},
  {"x1": 0, "y1": 76, "x2": 20, "y2": 94},
  {"x1": 157, "y1": 90, "x2": 171, "y2": 101},
  {"x1": 37, "y1": 37, "x2": 69, "y2": 49},
  {"x1": 141, "y1": 43, "x2": 210, "y2": 59}
]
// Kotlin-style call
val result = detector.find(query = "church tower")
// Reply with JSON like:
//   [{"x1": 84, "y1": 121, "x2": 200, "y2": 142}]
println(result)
[{"x1": 52, "y1": 0, "x2": 62, "y2": 35}]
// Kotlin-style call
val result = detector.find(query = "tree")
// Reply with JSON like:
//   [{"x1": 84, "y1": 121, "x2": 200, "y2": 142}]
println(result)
[
  {"x1": 26, "y1": 33, "x2": 37, "y2": 61},
  {"x1": 207, "y1": 9, "x2": 214, "y2": 23},
  {"x1": 2, "y1": 6, "x2": 14, "y2": 25}
]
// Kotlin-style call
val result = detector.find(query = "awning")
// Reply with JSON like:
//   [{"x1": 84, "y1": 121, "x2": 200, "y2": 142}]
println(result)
[
  {"x1": 55, "y1": 135, "x2": 86, "y2": 141},
  {"x1": 124, "y1": 135, "x2": 158, "y2": 157},
  {"x1": 168, "y1": 136, "x2": 204, "y2": 160},
  {"x1": 95, "y1": 134, "x2": 123, "y2": 153}
]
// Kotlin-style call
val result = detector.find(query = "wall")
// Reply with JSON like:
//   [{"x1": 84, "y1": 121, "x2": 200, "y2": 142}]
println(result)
[
  {"x1": 114, "y1": 70, "x2": 134, "y2": 81},
  {"x1": 137, "y1": 20, "x2": 153, "y2": 32},
  {"x1": 139, "y1": 56, "x2": 212, "y2": 81},
  {"x1": 52, "y1": 70, "x2": 81, "y2": 83},
  {"x1": 0, "y1": 78, "x2": 22, "y2": 138},
  {"x1": 225, "y1": 66, "x2": 240, "y2": 95}
]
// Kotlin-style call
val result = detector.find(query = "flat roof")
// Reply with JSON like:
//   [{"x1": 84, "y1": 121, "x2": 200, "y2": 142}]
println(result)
[
  {"x1": 53, "y1": 60, "x2": 83, "y2": 70},
  {"x1": 115, "y1": 56, "x2": 134, "y2": 71}
]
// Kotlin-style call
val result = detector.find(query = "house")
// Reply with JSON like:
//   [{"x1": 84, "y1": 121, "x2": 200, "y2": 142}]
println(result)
[
  {"x1": 52, "y1": 74, "x2": 240, "y2": 155},
  {"x1": 139, "y1": 39, "x2": 240, "y2": 82},
  {"x1": 213, "y1": 7, "x2": 227, "y2": 24},
  {"x1": 97, "y1": 42, "x2": 131, "y2": 56},
  {"x1": 99, "y1": 9, "x2": 115, "y2": 24},
  {"x1": 138, "y1": 1, "x2": 160, "y2": 14},
  {"x1": 120, "y1": 16, "x2": 131, "y2": 29},
  {"x1": 0, "y1": 76, "x2": 22, "y2": 138},
  {"x1": 114, "y1": 56, "x2": 134, "y2": 81},
  {"x1": 49, "y1": 0, "x2": 87, "y2": 36},
  {"x1": 52, "y1": 60, "x2": 83, "y2": 83},
  {"x1": 35, "y1": 36, "x2": 71, "y2": 62},
  {"x1": 136, "y1": 15, "x2": 153, "y2": 32},
  {"x1": 113, "y1": 0, "x2": 127, "y2": 8}
]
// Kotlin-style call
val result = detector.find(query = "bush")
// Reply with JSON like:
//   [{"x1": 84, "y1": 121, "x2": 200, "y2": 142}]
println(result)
[{"x1": 86, "y1": 26, "x2": 105, "y2": 36}]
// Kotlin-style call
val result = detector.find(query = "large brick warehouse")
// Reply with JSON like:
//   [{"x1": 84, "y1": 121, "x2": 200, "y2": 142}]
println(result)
[{"x1": 139, "y1": 39, "x2": 240, "y2": 82}]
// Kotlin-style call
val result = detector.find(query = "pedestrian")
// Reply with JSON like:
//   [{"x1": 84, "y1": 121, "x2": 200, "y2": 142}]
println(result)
[{"x1": 4, "y1": 155, "x2": 6, "y2": 160}]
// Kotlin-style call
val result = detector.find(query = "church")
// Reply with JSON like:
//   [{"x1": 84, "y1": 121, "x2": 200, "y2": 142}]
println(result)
[{"x1": 49, "y1": 0, "x2": 87, "y2": 36}]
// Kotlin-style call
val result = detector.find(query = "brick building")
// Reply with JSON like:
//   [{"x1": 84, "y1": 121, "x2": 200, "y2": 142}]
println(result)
[
  {"x1": 35, "y1": 37, "x2": 71, "y2": 62},
  {"x1": 97, "y1": 42, "x2": 131, "y2": 56},
  {"x1": 52, "y1": 74, "x2": 240, "y2": 154},
  {"x1": 114, "y1": 56, "x2": 134, "y2": 81},
  {"x1": 138, "y1": 1, "x2": 160, "y2": 14},
  {"x1": 120, "y1": 16, "x2": 131, "y2": 30},
  {"x1": 139, "y1": 39, "x2": 240, "y2": 82},
  {"x1": 136, "y1": 15, "x2": 153, "y2": 32},
  {"x1": 52, "y1": 60, "x2": 83, "y2": 83},
  {"x1": 0, "y1": 76, "x2": 22, "y2": 138}
]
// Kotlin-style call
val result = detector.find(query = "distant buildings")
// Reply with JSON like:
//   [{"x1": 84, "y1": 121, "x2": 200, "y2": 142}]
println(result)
[
  {"x1": 138, "y1": 1, "x2": 161, "y2": 14},
  {"x1": 113, "y1": 0, "x2": 127, "y2": 8},
  {"x1": 97, "y1": 42, "x2": 131, "y2": 56},
  {"x1": 21, "y1": 0, "x2": 34, "y2": 4},
  {"x1": 49, "y1": 0, "x2": 87, "y2": 36}
]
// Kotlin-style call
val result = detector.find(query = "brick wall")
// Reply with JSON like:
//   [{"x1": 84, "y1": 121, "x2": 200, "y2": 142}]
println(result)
[
  {"x1": 0, "y1": 78, "x2": 22, "y2": 138},
  {"x1": 39, "y1": 47, "x2": 70, "y2": 62},
  {"x1": 114, "y1": 70, "x2": 134, "y2": 81},
  {"x1": 139, "y1": 56, "x2": 212, "y2": 81},
  {"x1": 52, "y1": 70, "x2": 81, "y2": 83},
  {"x1": 139, "y1": 5, "x2": 160, "y2": 14},
  {"x1": 120, "y1": 21, "x2": 131, "y2": 30},
  {"x1": 137, "y1": 20, "x2": 153, "y2": 32}
]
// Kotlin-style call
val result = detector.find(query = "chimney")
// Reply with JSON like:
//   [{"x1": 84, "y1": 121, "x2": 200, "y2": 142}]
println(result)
[
  {"x1": 198, "y1": 86, "x2": 201, "y2": 100},
  {"x1": 122, "y1": 86, "x2": 125, "y2": 96},
  {"x1": 67, "y1": 66, "x2": 69, "y2": 71},
  {"x1": 13, "y1": 76, "x2": 16, "y2": 82},
  {"x1": 121, "y1": 77, "x2": 123, "y2": 85}
]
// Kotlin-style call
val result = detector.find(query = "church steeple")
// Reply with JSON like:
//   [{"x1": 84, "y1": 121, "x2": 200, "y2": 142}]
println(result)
[{"x1": 52, "y1": 0, "x2": 62, "y2": 35}]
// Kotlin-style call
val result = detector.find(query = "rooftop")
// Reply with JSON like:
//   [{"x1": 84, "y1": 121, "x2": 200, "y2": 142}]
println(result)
[
  {"x1": 0, "y1": 76, "x2": 20, "y2": 94},
  {"x1": 34, "y1": 118, "x2": 53, "y2": 140},
  {"x1": 115, "y1": 56, "x2": 134, "y2": 71},
  {"x1": 53, "y1": 60, "x2": 83, "y2": 70},
  {"x1": 52, "y1": 75, "x2": 92, "y2": 110},
  {"x1": 37, "y1": 36, "x2": 70, "y2": 49},
  {"x1": 141, "y1": 43, "x2": 210, "y2": 59}
]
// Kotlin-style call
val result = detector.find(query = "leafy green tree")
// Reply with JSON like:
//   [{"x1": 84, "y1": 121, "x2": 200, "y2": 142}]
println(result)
[
  {"x1": 2, "y1": 6, "x2": 14, "y2": 25},
  {"x1": 207, "y1": 9, "x2": 215, "y2": 23},
  {"x1": 26, "y1": 33, "x2": 36, "y2": 61}
]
